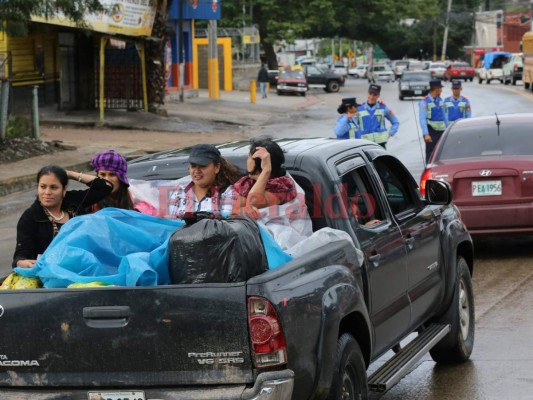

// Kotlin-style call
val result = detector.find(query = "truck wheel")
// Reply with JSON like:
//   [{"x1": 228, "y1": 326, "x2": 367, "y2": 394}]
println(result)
[
  {"x1": 327, "y1": 81, "x2": 340, "y2": 93},
  {"x1": 430, "y1": 256, "x2": 474, "y2": 364},
  {"x1": 512, "y1": 78, "x2": 517, "y2": 85},
  {"x1": 525, "y1": 82, "x2": 530, "y2": 90},
  {"x1": 327, "y1": 334, "x2": 368, "y2": 400},
  {"x1": 478, "y1": 78, "x2": 482, "y2": 84}
]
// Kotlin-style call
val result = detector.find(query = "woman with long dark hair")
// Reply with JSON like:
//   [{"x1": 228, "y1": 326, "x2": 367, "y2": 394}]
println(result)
[
  {"x1": 13, "y1": 165, "x2": 112, "y2": 268},
  {"x1": 89, "y1": 149, "x2": 134, "y2": 212}
]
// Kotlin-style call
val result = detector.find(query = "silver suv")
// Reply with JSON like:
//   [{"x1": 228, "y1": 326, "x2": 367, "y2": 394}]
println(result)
[{"x1": 502, "y1": 53, "x2": 523, "y2": 85}]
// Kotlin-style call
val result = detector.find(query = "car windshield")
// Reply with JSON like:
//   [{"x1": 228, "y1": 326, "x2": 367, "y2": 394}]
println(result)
[
  {"x1": 374, "y1": 66, "x2": 391, "y2": 71},
  {"x1": 402, "y1": 72, "x2": 430, "y2": 81},
  {"x1": 431, "y1": 63, "x2": 446, "y2": 68},
  {"x1": 454, "y1": 63, "x2": 471, "y2": 68},
  {"x1": 437, "y1": 123, "x2": 533, "y2": 160},
  {"x1": 280, "y1": 71, "x2": 305, "y2": 79}
]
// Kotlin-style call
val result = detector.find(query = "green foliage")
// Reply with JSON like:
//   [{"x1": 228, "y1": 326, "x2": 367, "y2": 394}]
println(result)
[
  {"x1": 6, "y1": 116, "x2": 32, "y2": 139},
  {"x1": 0, "y1": 0, "x2": 104, "y2": 36}
]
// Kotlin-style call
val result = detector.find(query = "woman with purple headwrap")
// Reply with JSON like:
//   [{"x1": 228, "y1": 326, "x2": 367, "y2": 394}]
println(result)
[{"x1": 89, "y1": 149, "x2": 134, "y2": 212}]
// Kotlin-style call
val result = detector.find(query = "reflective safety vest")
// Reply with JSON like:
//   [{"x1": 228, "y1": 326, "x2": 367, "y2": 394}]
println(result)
[
  {"x1": 423, "y1": 97, "x2": 446, "y2": 131},
  {"x1": 357, "y1": 104, "x2": 390, "y2": 144},
  {"x1": 444, "y1": 96, "x2": 469, "y2": 122}
]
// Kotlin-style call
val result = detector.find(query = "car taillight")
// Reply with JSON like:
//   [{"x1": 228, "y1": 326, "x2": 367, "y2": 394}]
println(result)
[
  {"x1": 514, "y1": 64, "x2": 518, "y2": 71},
  {"x1": 453, "y1": 70, "x2": 458, "y2": 75},
  {"x1": 420, "y1": 168, "x2": 433, "y2": 197},
  {"x1": 248, "y1": 296, "x2": 288, "y2": 368}
]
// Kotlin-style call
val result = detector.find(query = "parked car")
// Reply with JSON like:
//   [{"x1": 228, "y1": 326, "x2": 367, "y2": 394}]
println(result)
[
  {"x1": 304, "y1": 65, "x2": 345, "y2": 93},
  {"x1": 421, "y1": 113, "x2": 533, "y2": 236},
  {"x1": 330, "y1": 61, "x2": 348, "y2": 77},
  {"x1": 367, "y1": 64, "x2": 394, "y2": 83},
  {"x1": 398, "y1": 71, "x2": 431, "y2": 100},
  {"x1": 476, "y1": 51, "x2": 511, "y2": 84},
  {"x1": 267, "y1": 69, "x2": 279, "y2": 86},
  {"x1": 444, "y1": 62, "x2": 475, "y2": 82},
  {"x1": 406, "y1": 60, "x2": 425, "y2": 72},
  {"x1": 502, "y1": 53, "x2": 523, "y2": 85},
  {"x1": 428, "y1": 62, "x2": 447, "y2": 79},
  {"x1": 276, "y1": 69, "x2": 308, "y2": 96},
  {"x1": 348, "y1": 64, "x2": 368, "y2": 78},
  {"x1": 392, "y1": 60, "x2": 409, "y2": 80}
]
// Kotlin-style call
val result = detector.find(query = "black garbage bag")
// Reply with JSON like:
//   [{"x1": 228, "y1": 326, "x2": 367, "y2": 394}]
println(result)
[{"x1": 169, "y1": 213, "x2": 268, "y2": 284}]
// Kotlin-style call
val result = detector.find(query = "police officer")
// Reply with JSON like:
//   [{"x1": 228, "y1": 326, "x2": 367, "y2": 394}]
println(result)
[
  {"x1": 420, "y1": 80, "x2": 448, "y2": 163},
  {"x1": 356, "y1": 84, "x2": 399, "y2": 149},
  {"x1": 334, "y1": 97, "x2": 359, "y2": 139},
  {"x1": 444, "y1": 80, "x2": 471, "y2": 122}
]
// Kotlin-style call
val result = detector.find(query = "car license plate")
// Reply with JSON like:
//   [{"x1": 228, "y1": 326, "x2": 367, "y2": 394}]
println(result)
[
  {"x1": 472, "y1": 180, "x2": 502, "y2": 196},
  {"x1": 88, "y1": 391, "x2": 145, "y2": 400},
  {"x1": 414, "y1": 90, "x2": 422, "y2": 95},
  {"x1": 460, "y1": 72, "x2": 465, "y2": 75}
]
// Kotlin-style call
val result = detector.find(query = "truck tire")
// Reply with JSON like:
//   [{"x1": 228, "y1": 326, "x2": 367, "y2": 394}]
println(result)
[
  {"x1": 478, "y1": 78, "x2": 482, "y2": 84},
  {"x1": 326, "y1": 80, "x2": 340, "y2": 93},
  {"x1": 327, "y1": 334, "x2": 368, "y2": 400},
  {"x1": 512, "y1": 77, "x2": 517, "y2": 85},
  {"x1": 429, "y1": 256, "x2": 474, "y2": 364},
  {"x1": 525, "y1": 82, "x2": 530, "y2": 90}
]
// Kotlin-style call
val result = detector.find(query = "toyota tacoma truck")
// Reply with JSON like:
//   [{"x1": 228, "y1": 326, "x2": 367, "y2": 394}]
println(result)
[{"x1": 0, "y1": 138, "x2": 474, "y2": 399}]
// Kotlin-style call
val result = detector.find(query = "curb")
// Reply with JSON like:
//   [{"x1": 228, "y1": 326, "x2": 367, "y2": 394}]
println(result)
[{"x1": 0, "y1": 161, "x2": 91, "y2": 199}]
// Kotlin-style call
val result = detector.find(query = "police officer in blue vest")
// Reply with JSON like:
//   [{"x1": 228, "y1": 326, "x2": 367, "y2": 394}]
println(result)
[
  {"x1": 356, "y1": 84, "x2": 399, "y2": 149},
  {"x1": 420, "y1": 79, "x2": 449, "y2": 163},
  {"x1": 334, "y1": 97, "x2": 359, "y2": 139},
  {"x1": 444, "y1": 80, "x2": 471, "y2": 122}
]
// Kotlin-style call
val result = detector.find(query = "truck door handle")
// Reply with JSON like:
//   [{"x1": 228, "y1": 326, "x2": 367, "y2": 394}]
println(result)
[
  {"x1": 83, "y1": 306, "x2": 131, "y2": 329},
  {"x1": 368, "y1": 252, "x2": 381, "y2": 267},
  {"x1": 405, "y1": 235, "x2": 416, "y2": 250}
]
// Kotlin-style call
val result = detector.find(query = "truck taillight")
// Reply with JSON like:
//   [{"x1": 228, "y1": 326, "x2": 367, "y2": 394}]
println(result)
[
  {"x1": 514, "y1": 63, "x2": 518, "y2": 71},
  {"x1": 248, "y1": 297, "x2": 288, "y2": 368},
  {"x1": 420, "y1": 168, "x2": 433, "y2": 197}
]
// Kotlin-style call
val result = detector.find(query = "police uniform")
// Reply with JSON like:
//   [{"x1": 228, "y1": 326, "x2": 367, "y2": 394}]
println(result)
[
  {"x1": 444, "y1": 80, "x2": 471, "y2": 122},
  {"x1": 356, "y1": 84, "x2": 399, "y2": 149},
  {"x1": 419, "y1": 80, "x2": 448, "y2": 163},
  {"x1": 335, "y1": 97, "x2": 359, "y2": 139}
]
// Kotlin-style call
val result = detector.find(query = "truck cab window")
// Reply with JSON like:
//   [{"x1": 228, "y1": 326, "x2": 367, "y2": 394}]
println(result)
[
  {"x1": 341, "y1": 167, "x2": 385, "y2": 228},
  {"x1": 372, "y1": 156, "x2": 418, "y2": 216}
]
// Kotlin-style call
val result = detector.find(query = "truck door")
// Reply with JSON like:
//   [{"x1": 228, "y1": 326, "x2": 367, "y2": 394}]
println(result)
[
  {"x1": 369, "y1": 153, "x2": 443, "y2": 330},
  {"x1": 335, "y1": 158, "x2": 410, "y2": 355}
]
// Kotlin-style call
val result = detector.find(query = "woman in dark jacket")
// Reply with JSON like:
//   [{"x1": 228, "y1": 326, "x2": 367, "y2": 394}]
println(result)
[{"x1": 12, "y1": 165, "x2": 112, "y2": 269}]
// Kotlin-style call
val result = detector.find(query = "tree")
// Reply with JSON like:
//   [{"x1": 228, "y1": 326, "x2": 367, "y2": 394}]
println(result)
[
  {"x1": 221, "y1": 0, "x2": 337, "y2": 69},
  {"x1": 0, "y1": 0, "x2": 104, "y2": 36}
]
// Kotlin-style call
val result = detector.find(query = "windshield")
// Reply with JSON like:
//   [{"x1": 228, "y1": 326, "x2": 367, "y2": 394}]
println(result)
[
  {"x1": 374, "y1": 66, "x2": 391, "y2": 71},
  {"x1": 437, "y1": 123, "x2": 533, "y2": 160},
  {"x1": 280, "y1": 71, "x2": 305, "y2": 79},
  {"x1": 402, "y1": 72, "x2": 430, "y2": 81},
  {"x1": 454, "y1": 63, "x2": 471, "y2": 68},
  {"x1": 431, "y1": 63, "x2": 445, "y2": 68}
]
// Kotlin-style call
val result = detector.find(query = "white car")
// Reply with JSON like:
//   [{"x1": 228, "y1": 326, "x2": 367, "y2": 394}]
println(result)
[
  {"x1": 428, "y1": 62, "x2": 447, "y2": 79},
  {"x1": 348, "y1": 64, "x2": 368, "y2": 78},
  {"x1": 367, "y1": 64, "x2": 394, "y2": 83},
  {"x1": 330, "y1": 61, "x2": 348, "y2": 77},
  {"x1": 476, "y1": 51, "x2": 511, "y2": 84}
]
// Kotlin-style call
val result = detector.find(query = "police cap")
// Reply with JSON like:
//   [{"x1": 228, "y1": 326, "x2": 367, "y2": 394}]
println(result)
[
  {"x1": 451, "y1": 80, "x2": 462, "y2": 89},
  {"x1": 368, "y1": 83, "x2": 381, "y2": 95}
]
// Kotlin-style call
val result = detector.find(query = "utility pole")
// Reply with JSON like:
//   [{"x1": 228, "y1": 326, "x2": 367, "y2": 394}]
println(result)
[{"x1": 441, "y1": 0, "x2": 453, "y2": 61}]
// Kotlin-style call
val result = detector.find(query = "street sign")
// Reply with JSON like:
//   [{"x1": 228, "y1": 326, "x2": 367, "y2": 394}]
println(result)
[{"x1": 347, "y1": 51, "x2": 354, "y2": 58}]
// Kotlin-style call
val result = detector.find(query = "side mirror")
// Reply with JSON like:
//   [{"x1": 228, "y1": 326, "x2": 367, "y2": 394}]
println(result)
[{"x1": 425, "y1": 179, "x2": 452, "y2": 205}]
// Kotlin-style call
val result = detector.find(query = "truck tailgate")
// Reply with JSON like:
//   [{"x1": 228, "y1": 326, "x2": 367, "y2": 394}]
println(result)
[{"x1": 0, "y1": 284, "x2": 253, "y2": 387}]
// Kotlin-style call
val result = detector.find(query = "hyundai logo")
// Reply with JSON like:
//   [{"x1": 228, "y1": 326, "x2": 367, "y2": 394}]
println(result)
[{"x1": 479, "y1": 170, "x2": 492, "y2": 176}]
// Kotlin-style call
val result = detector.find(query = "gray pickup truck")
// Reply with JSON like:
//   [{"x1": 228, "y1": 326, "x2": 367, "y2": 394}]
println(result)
[{"x1": 0, "y1": 138, "x2": 474, "y2": 400}]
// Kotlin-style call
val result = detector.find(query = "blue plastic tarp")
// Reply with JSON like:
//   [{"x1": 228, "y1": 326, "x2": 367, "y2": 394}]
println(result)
[
  {"x1": 483, "y1": 52, "x2": 511, "y2": 69},
  {"x1": 14, "y1": 208, "x2": 292, "y2": 288}
]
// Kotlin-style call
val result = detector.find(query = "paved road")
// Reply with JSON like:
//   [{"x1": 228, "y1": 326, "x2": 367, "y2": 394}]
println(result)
[{"x1": 1, "y1": 79, "x2": 533, "y2": 399}]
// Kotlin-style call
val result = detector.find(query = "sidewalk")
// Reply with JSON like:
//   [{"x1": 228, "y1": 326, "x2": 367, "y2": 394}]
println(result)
[{"x1": 0, "y1": 88, "x2": 320, "y2": 197}]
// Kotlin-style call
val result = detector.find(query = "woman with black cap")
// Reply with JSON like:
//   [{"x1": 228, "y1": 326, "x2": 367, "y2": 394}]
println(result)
[
  {"x1": 169, "y1": 144, "x2": 242, "y2": 218},
  {"x1": 334, "y1": 97, "x2": 359, "y2": 139}
]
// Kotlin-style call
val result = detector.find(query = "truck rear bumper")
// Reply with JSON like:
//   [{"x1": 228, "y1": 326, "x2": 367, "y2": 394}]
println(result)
[{"x1": 0, "y1": 370, "x2": 295, "y2": 400}]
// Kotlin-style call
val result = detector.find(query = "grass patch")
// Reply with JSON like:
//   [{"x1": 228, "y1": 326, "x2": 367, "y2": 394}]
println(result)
[{"x1": 6, "y1": 115, "x2": 32, "y2": 139}]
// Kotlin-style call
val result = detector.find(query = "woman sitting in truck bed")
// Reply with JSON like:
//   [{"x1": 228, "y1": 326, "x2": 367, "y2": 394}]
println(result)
[{"x1": 233, "y1": 137, "x2": 312, "y2": 250}]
